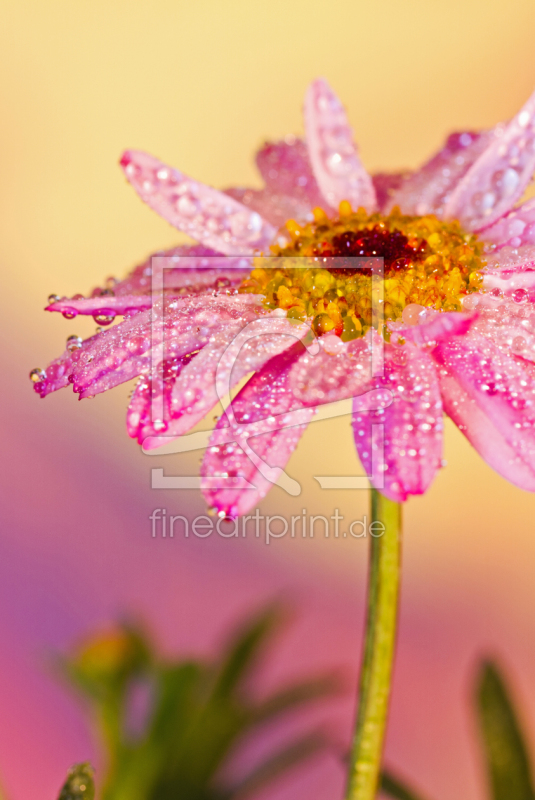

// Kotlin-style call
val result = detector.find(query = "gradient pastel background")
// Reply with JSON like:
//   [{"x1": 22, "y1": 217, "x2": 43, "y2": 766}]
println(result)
[{"x1": 2, "y1": 1, "x2": 535, "y2": 798}]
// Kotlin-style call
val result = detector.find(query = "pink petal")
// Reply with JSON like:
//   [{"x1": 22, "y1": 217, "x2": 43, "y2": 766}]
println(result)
[
  {"x1": 386, "y1": 130, "x2": 491, "y2": 216},
  {"x1": 289, "y1": 334, "x2": 375, "y2": 405},
  {"x1": 32, "y1": 348, "x2": 83, "y2": 398},
  {"x1": 372, "y1": 172, "x2": 411, "y2": 213},
  {"x1": 434, "y1": 332, "x2": 535, "y2": 491},
  {"x1": 224, "y1": 186, "x2": 312, "y2": 228},
  {"x1": 142, "y1": 316, "x2": 312, "y2": 449},
  {"x1": 352, "y1": 345, "x2": 444, "y2": 502},
  {"x1": 303, "y1": 79, "x2": 376, "y2": 212},
  {"x1": 481, "y1": 196, "x2": 535, "y2": 249},
  {"x1": 255, "y1": 137, "x2": 326, "y2": 210},
  {"x1": 38, "y1": 295, "x2": 263, "y2": 399},
  {"x1": 48, "y1": 247, "x2": 253, "y2": 317},
  {"x1": 126, "y1": 351, "x2": 200, "y2": 441},
  {"x1": 444, "y1": 88, "x2": 535, "y2": 230},
  {"x1": 34, "y1": 312, "x2": 152, "y2": 399},
  {"x1": 201, "y1": 343, "x2": 316, "y2": 518},
  {"x1": 483, "y1": 268, "x2": 535, "y2": 300},
  {"x1": 111, "y1": 244, "x2": 250, "y2": 297},
  {"x1": 484, "y1": 244, "x2": 535, "y2": 272},
  {"x1": 389, "y1": 311, "x2": 478, "y2": 347},
  {"x1": 469, "y1": 294, "x2": 535, "y2": 364},
  {"x1": 47, "y1": 295, "x2": 150, "y2": 317},
  {"x1": 120, "y1": 150, "x2": 276, "y2": 255}
]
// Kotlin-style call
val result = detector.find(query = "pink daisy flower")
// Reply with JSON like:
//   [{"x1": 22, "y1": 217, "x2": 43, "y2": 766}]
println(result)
[{"x1": 31, "y1": 79, "x2": 535, "y2": 517}]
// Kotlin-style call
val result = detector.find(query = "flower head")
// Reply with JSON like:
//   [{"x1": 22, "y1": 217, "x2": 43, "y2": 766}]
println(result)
[{"x1": 32, "y1": 79, "x2": 535, "y2": 514}]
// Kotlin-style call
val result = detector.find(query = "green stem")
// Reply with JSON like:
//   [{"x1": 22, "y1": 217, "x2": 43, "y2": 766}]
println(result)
[{"x1": 345, "y1": 489, "x2": 402, "y2": 800}]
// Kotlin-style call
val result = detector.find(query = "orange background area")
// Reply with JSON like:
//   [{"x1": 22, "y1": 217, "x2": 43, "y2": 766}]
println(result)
[{"x1": 2, "y1": 2, "x2": 535, "y2": 799}]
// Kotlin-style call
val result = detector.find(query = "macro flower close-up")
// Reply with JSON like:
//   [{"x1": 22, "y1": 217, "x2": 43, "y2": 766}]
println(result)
[
  {"x1": 27, "y1": 71, "x2": 535, "y2": 800},
  {"x1": 32, "y1": 78, "x2": 535, "y2": 513},
  {"x1": 6, "y1": 3, "x2": 535, "y2": 800}
]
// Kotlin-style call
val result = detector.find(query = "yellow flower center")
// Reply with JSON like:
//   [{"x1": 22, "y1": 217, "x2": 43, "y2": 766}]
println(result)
[{"x1": 239, "y1": 202, "x2": 485, "y2": 339}]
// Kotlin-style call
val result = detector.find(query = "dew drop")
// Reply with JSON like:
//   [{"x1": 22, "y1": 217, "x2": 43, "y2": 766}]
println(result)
[
  {"x1": 93, "y1": 312, "x2": 116, "y2": 325},
  {"x1": 177, "y1": 195, "x2": 198, "y2": 217},
  {"x1": 47, "y1": 294, "x2": 60, "y2": 304},
  {"x1": 491, "y1": 167, "x2": 519, "y2": 197},
  {"x1": 30, "y1": 368, "x2": 46, "y2": 383},
  {"x1": 215, "y1": 277, "x2": 230, "y2": 289},
  {"x1": 391, "y1": 348, "x2": 408, "y2": 366},
  {"x1": 472, "y1": 191, "x2": 496, "y2": 215},
  {"x1": 512, "y1": 288, "x2": 528, "y2": 304},
  {"x1": 66, "y1": 335, "x2": 83, "y2": 352},
  {"x1": 326, "y1": 152, "x2": 352, "y2": 176},
  {"x1": 230, "y1": 211, "x2": 262, "y2": 240},
  {"x1": 125, "y1": 162, "x2": 139, "y2": 179},
  {"x1": 512, "y1": 336, "x2": 527, "y2": 354},
  {"x1": 401, "y1": 303, "x2": 426, "y2": 326},
  {"x1": 462, "y1": 294, "x2": 479, "y2": 311}
]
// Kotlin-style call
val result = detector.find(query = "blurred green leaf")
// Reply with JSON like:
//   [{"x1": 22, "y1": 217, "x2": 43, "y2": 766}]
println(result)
[
  {"x1": 229, "y1": 732, "x2": 326, "y2": 799},
  {"x1": 57, "y1": 763, "x2": 95, "y2": 800},
  {"x1": 59, "y1": 607, "x2": 336, "y2": 800},
  {"x1": 380, "y1": 769, "x2": 431, "y2": 800},
  {"x1": 252, "y1": 673, "x2": 340, "y2": 725},
  {"x1": 476, "y1": 660, "x2": 535, "y2": 800},
  {"x1": 211, "y1": 606, "x2": 282, "y2": 701}
]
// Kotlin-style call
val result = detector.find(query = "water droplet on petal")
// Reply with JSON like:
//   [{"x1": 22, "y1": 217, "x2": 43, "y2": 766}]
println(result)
[
  {"x1": 30, "y1": 368, "x2": 46, "y2": 383},
  {"x1": 177, "y1": 195, "x2": 198, "y2": 216},
  {"x1": 326, "y1": 151, "x2": 352, "y2": 176},
  {"x1": 93, "y1": 312, "x2": 116, "y2": 325},
  {"x1": 66, "y1": 335, "x2": 83, "y2": 352},
  {"x1": 491, "y1": 167, "x2": 520, "y2": 196},
  {"x1": 472, "y1": 191, "x2": 496, "y2": 215},
  {"x1": 512, "y1": 288, "x2": 528, "y2": 304},
  {"x1": 401, "y1": 303, "x2": 426, "y2": 326},
  {"x1": 462, "y1": 294, "x2": 479, "y2": 311},
  {"x1": 215, "y1": 277, "x2": 230, "y2": 289},
  {"x1": 512, "y1": 336, "x2": 527, "y2": 354}
]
